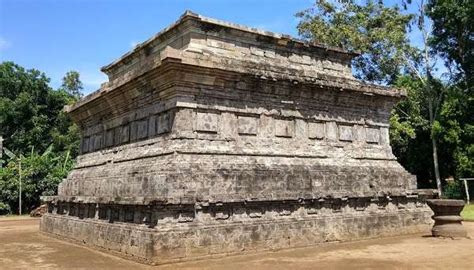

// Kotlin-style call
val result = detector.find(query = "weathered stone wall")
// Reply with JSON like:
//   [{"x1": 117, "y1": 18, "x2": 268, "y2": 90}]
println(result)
[
  {"x1": 41, "y1": 11, "x2": 434, "y2": 265},
  {"x1": 42, "y1": 195, "x2": 431, "y2": 264},
  {"x1": 57, "y1": 63, "x2": 411, "y2": 202}
]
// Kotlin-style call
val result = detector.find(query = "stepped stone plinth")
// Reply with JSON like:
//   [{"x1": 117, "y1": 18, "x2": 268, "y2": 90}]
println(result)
[
  {"x1": 427, "y1": 199, "x2": 468, "y2": 238},
  {"x1": 40, "y1": 11, "x2": 434, "y2": 264}
]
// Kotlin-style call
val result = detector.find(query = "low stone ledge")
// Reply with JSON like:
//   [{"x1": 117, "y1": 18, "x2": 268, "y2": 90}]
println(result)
[
  {"x1": 41, "y1": 206, "x2": 432, "y2": 265},
  {"x1": 42, "y1": 195, "x2": 433, "y2": 229}
]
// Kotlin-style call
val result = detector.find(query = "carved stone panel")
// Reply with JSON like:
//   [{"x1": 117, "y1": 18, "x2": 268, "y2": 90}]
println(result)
[
  {"x1": 148, "y1": 115, "x2": 157, "y2": 137},
  {"x1": 196, "y1": 112, "x2": 219, "y2": 133},
  {"x1": 354, "y1": 125, "x2": 366, "y2": 142},
  {"x1": 136, "y1": 119, "x2": 148, "y2": 140},
  {"x1": 366, "y1": 127, "x2": 380, "y2": 144},
  {"x1": 275, "y1": 119, "x2": 294, "y2": 138},
  {"x1": 338, "y1": 125, "x2": 353, "y2": 142},
  {"x1": 82, "y1": 137, "x2": 90, "y2": 153},
  {"x1": 130, "y1": 121, "x2": 139, "y2": 142},
  {"x1": 380, "y1": 127, "x2": 390, "y2": 145},
  {"x1": 92, "y1": 134, "x2": 103, "y2": 150},
  {"x1": 238, "y1": 116, "x2": 258, "y2": 135},
  {"x1": 326, "y1": 121, "x2": 338, "y2": 141},
  {"x1": 105, "y1": 129, "x2": 115, "y2": 147},
  {"x1": 157, "y1": 113, "x2": 170, "y2": 134},
  {"x1": 308, "y1": 122, "x2": 325, "y2": 140},
  {"x1": 118, "y1": 124, "x2": 130, "y2": 144}
]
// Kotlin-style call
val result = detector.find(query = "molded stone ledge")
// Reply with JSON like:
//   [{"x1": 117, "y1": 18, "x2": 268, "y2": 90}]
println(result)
[
  {"x1": 48, "y1": 185, "x2": 428, "y2": 205},
  {"x1": 40, "y1": 202, "x2": 432, "y2": 265},
  {"x1": 46, "y1": 188, "x2": 436, "y2": 205},
  {"x1": 43, "y1": 194, "x2": 435, "y2": 229},
  {"x1": 79, "y1": 103, "x2": 394, "y2": 154}
]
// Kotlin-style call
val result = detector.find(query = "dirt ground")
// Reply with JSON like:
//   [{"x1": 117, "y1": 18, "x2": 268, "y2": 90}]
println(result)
[{"x1": 1, "y1": 218, "x2": 473, "y2": 270}]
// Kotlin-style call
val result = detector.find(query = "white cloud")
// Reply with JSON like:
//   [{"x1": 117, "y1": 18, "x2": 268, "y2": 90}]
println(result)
[
  {"x1": 130, "y1": 40, "x2": 140, "y2": 49},
  {"x1": 0, "y1": 37, "x2": 11, "y2": 51}
]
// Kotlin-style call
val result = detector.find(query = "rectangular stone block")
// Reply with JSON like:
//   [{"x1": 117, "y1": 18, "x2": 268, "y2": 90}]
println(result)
[
  {"x1": 130, "y1": 121, "x2": 138, "y2": 142},
  {"x1": 366, "y1": 127, "x2": 380, "y2": 144},
  {"x1": 238, "y1": 116, "x2": 258, "y2": 135},
  {"x1": 196, "y1": 112, "x2": 219, "y2": 133},
  {"x1": 338, "y1": 125, "x2": 353, "y2": 142},
  {"x1": 105, "y1": 129, "x2": 115, "y2": 147},
  {"x1": 380, "y1": 127, "x2": 390, "y2": 145},
  {"x1": 157, "y1": 113, "x2": 170, "y2": 134},
  {"x1": 275, "y1": 119, "x2": 294, "y2": 138},
  {"x1": 148, "y1": 115, "x2": 157, "y2": 137},
  {"x1": 92, "y1": 134, "x2": 102, "y2": 150},
  {"x1": 295, "y1": 119, "x2": 307, "y2": 139},
  {"x1": 354, "y1": 125, "x2": 366, "y2": 142},
  {"x1": 136, "y1": 119, "x2": 148, "y2": 140},
  {"x1": 81, "y1": 137, "x2": 90, "y2": 153},
  {"x1": 220, "y1": 112, "x2": 237, "y2": 139},
  {"x1": 259, "y1": 115, "x2": 274, "y2": 138},
  {"x1": 172, "y1": 109, "x2": 194, "y2": 137},
  {"x1": 308, "y1": 122, "x2": 325, "y2": 140},
  {"x1": 326, "y1": 121, "x2": 338, "y2": 141},
  {"x1": 118, "y1": 124, "x2": 130, "y2": 144}
]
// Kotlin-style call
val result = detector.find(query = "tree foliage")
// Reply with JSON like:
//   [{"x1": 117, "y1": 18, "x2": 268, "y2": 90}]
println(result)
[
  {"x1": 427, "y1": 0, "x2": 473, "y2": 85},
  {"x1": 390, "y1": 75, "x2": 456, "y2": 187},
  {"x1": 0, "y1": 62, "x2": 80, "y2": 156},
  {"x1": 297, "y1": 0, "x2": 473, "y2": 195},
  {"x1": 0, "y1": 61, "x2": 80, "y2": 214},
  {"x1": 61, "y1": 70, "x2": 83, "y2": 99},
  {"x1": 0, "y1": 147, "x2": 74, "y2": 213},
  {"x1": 425, "y1": 0, "x2": 474, "y2": 180},
  {"x1": 296, "y1": 0, "x2": 416, "y2": 84}
]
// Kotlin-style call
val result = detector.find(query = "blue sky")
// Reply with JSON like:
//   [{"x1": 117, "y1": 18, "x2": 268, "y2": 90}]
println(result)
[
  {"x1": 0, "y1": 0, "x2": 313, "y2": 94},
  {"x1": 1, "y1": 0, "x2": 436, "y2": 95}
]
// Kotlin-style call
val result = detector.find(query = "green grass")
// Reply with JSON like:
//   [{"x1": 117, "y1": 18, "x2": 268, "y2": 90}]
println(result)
[{"x1": 461, "y1": 204, "x2": 474, "y2": 221}]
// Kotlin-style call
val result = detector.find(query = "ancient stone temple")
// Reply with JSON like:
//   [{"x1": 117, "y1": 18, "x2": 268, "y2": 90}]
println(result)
[{"x1": 41, "y1": 11, "x2": 434, "y2": 264}]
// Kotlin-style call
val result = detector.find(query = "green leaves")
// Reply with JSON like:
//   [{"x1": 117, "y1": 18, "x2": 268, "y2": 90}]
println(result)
[
  {"x1": 60, "y1": 71, "x2": 83, "y2": 99},
  {"x1": 296, "y1": 0, "x2": 415, "y2": 83},
  {"x1": 0, "y1": 61, "x2": 81, "y2": 214},
  {"x1": 427, "y1": 0, "x2": 473, "y2": 85},
  {"x1": 0, "y1": 149, "x2": 74, "y2": 214},
  {"x1": 0, "y1": 62, "x2": 79, "y2": 158},
  {"x1": 297, "y1": 0, "x2": 473, "y2": 195}
]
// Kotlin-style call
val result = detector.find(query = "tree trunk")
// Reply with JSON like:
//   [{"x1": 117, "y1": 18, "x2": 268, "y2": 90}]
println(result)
[{"x1": 428, "y1": 97, "x2": 442, "y2": 197}]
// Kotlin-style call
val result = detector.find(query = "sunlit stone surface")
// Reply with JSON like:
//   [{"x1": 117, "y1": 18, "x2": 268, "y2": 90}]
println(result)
[{"x1": 41, "y1": 11, "x2": 434, "y2": 265}]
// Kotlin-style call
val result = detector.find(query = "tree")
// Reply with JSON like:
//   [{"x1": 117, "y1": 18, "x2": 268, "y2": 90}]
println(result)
[
  {"x1": 296, "y1": 0, "x2": 416, "y2": 84},
  {"x1": 0, "y1": 146, "x2": 73, "y2": 214},
  {"x1": 436, "y1": 86, "x2": 474, "y2": 179},
  {"x1": 0, "y1": 62, "x2": 80, "y2": 214},
  {"x1": 61, "y1": 71, "x2": 83, "y2": 98},
  {"x1": 296, "y1": 0, "x2": 469, "y2": 196},
  {"x1": 0, "y1": 62, "x2": 79, "y2": 156},
  {"x1": 427, "y1": 0, "x2": 473, "y2": 86},
  {"x1": 403, "y1": 0, "x2": 445, "y2": 195},
  {"x1": 390, "y1": 75, "x2": 448, "y2": 190},
  {"x1": 426, "y1": 0, "x2": 474, "y2": 185}
]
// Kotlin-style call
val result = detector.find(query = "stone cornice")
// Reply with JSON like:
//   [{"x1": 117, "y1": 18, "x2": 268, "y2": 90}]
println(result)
[
  {"x1": 100, "y1": 10, "x2": 359, "y2": 75},
  {"x1": 65, "y1": 52, "x2": 405, "y2": 116}
]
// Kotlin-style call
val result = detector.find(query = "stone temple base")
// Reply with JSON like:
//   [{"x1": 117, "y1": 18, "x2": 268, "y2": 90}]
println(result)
[
  {"x1": 40, "y1": 197, "x2": 432, "y2": 265},
  {"x1": 41, "y1": 12, "x2": 436, "y2": 265}
]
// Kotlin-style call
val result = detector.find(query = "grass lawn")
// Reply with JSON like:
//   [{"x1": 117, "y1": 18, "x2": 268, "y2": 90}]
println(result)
[{"x1": 461, "y1": 204, "x2": 474, "y2": 221}]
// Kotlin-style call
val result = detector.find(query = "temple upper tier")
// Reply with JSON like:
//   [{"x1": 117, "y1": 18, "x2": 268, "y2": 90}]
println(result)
[{"x1": 65, "y1": 10, "x2": 404, "y2": 115}]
